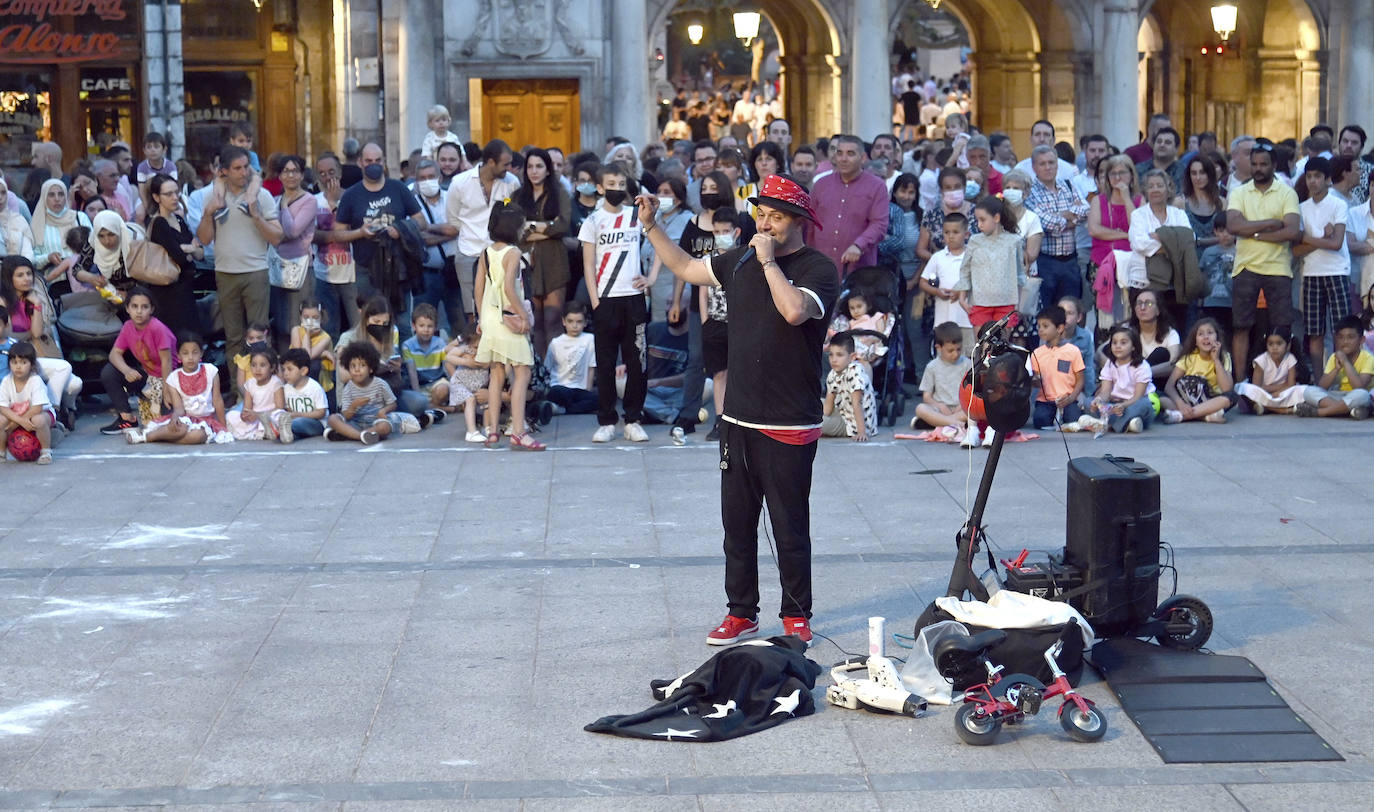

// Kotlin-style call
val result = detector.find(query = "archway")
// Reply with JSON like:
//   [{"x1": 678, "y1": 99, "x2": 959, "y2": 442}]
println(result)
[
  {"x1": 888, "y1": 0, "x2": 1050, "y2": 155},
  {"x1": 648, "y1": 0, "x2": 843, "y2": 144},
  {"x1": 1142, "y1": 0, "x2": 1323, "y2": 147}
]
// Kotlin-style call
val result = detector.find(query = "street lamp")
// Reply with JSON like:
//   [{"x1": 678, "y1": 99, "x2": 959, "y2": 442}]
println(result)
[
  {"x1": 733, "y1": 12, "x2": 760, "y2": 47},
  {"x1": 687, "y1": 22, "x2": 704, "y2": 45},
  {"x1": 1210, "y1": 3, "x2": 1237, "y2": 42}
]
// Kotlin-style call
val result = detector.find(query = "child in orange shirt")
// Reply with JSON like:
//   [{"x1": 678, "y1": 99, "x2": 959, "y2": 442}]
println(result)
[{"x1": 1029, "y1": 304, "x2": 1085, "y2": 430}]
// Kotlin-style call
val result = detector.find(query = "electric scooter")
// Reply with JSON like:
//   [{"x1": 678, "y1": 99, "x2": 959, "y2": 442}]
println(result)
[{"x1": 936, "y1": 618, "x2": 1106, "y2": 745}]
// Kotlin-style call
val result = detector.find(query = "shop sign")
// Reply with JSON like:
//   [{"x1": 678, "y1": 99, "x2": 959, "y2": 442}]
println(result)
[
  {"x1": 0, "y1": 109, "x2": 44, "y2": 136},
  {"x1": 185, "y1": 107, "x2": 250, "y2": 126},
  {"x1": 0, "y1": 0, "x2": 128, "y2": 64}
]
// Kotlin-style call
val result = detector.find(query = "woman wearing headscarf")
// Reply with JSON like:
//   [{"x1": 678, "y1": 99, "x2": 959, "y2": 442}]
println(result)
[
  {"x1": 30, "y1": 179, "x2": 92, "y2": 281},
  {"x1": 0, "y1": 177, "x2": 35, "y2": 262},
  {"x1": 71, "y1": 209, "x2": 134, "y2": 300}
]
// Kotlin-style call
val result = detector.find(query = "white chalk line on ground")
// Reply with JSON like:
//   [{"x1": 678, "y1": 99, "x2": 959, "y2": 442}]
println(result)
[
  {"x1": 0, "y1": 699, "x2": 75, "y2": 736},
  {"x1": 56, "y1": 439, "x2": 904, "y2": 461}
]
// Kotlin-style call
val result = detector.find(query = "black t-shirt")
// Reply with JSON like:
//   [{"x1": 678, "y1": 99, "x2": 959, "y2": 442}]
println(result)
[
  {"x1": 687, "y1": 113, "x2": 711, "y2": 142},
  {"x1": 681, "y1": 216, "x2": 759, "y2": 312},
  {"x1": 336, "y1": 179, "x2": 422, "y2": 267},
  {"x1": 900, "y1": 91, "x2": 923, "y2": 124},
  {"x1": 709, "y1": 245, "x2": 838, "y2": 427}
]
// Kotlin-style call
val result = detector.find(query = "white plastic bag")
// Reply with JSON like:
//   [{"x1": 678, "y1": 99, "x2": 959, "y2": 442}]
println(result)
[{"x1": 899, "y1": 620, "x2": 970, "y2": 705}]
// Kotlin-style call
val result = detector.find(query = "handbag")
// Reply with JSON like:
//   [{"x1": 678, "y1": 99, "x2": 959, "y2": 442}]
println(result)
[
  {"x1": 268, "y1": 247, "x2": 311, "y2": 290},
  {"x1": 126, "y1": 239, "x2": 180, "y2": 286}
]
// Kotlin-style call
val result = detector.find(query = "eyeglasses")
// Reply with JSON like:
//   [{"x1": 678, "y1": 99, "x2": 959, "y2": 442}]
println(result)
[
  {"x1": 1252, "y1": 142, "x2": 1275, "y2": 153},
  {"x1": 1134, "y1": 300, "x2": 1158, "y2": 309}
]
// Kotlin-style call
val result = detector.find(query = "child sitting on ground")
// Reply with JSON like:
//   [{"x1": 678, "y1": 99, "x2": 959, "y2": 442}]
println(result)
[
  {"x1": 1091, "y1": 325, "x2": 1156, "y2": 433},
  {"x1": 822, "y1": 332, "x2": 878, "y2": 442},
  {"x1": 1058, "y1": 296, "x2": 1097, "y2": 404},
  {"x1": 920, "y1": 214, "x2": 975, "y2": 357},
  {"x1": 1235, "y1": 327, "x2": 1305, "y2": 414},
  {"x1": 401, "y1": 303, "x2": 451, "y2": 415},
  {"x1": 280, "y1": 348, "x2": 329, "y2": 439},
  {"x1": 1297, "y1": 315, "x2": 1372, "y2": 419},
  {"x1": 543, "y1": 300, "x2": 597, "y2": 416},
  {"x1": 912, "y1": 321, "x2": 973, "y2": 431},
  {"x1": 126, "y1": 333, "x2": 230, "y2": 445},
  {"x1": 326, "y1": 341, "x2": 399, "y2": 445},
  {"x1": 99, "y1": 286, "x2": 174, "y2": 434},
  {"x1": 1162, "y1": 317, "x2": 1236, "y2": 423},
  {"x1": 0, "y1": 341, "x2": 55, "y2": 464},
  {"x1": 234, "y1": 323, "x2": 271, "y2": 391},
  {"x1": 227, "y1": 346, "x2": 291, "y2": 442},
  {"x1": 1028, "y1": 305, "x2": 1086, "y2": 430},
  {"x1": 443, "y1": 325, "x2": 490, "y2": 442},
  {"x1": 289, "y1": 299, "x2": 334, "y2": 396}
]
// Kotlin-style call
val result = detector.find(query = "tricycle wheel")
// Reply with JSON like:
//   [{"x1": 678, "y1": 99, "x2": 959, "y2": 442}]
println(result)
[
  {"x1": 1154, "y1": 595, "x2": 1213, "y2": 650},
  {"x1": 954, "y1": 702, "x2": 1002, "y2": 746},
  {"x1": 1059, "y1": 701, "x2": 1106, "y2": 742}
]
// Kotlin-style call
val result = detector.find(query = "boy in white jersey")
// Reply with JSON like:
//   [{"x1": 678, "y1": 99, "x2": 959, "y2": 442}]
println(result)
[{"x1": 578, "y1": 163, "x2": 650, "y2": 443}]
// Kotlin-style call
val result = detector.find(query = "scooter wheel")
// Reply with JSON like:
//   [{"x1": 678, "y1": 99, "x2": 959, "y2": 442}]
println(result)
[
  {"x1": 1059, "y1": 701, "x2": 1107, "y2": 742},
  {"x1": 1154, "y1": 595, "x2": 1213, "y2": 651},
  {"x1": 954, "y1": 702, "x2": 1002, "y2": 746}
]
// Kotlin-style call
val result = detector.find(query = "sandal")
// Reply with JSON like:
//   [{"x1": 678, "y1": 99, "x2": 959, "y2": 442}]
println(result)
[
  {"x1": 483, "y1": 430, "x2": 502, "y2": 448},
  {"x1": 509, "y1": 432, "x2": 546, "y2": 452}
]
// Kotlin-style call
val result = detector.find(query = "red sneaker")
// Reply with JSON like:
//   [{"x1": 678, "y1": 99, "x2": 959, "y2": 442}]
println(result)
[
  {"x1": 783, "y1": 616, "x2": 812, "y2": 646},
  {"x1": 706, "y1": 615, "x2": 759, "y2": 646}
]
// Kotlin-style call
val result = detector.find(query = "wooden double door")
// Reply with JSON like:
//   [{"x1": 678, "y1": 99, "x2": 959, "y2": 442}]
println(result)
[{"x1": 479, "y1": 78, "x2": 580, "y2": 155}]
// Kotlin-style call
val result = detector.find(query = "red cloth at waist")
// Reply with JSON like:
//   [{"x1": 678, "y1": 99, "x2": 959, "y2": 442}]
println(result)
[{"x1": 760, "y1": 427, "x2": 822, "y2": 445}]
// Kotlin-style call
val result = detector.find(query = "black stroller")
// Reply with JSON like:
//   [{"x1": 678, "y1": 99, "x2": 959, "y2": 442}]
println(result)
[{"x1": 833, "y1": 266, "x2": 907, "y2": 426}]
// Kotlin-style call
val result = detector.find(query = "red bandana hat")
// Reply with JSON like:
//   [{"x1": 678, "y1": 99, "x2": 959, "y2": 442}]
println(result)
[{"x1": 748, "y1": 174, "x2": 819, "y2": 225}]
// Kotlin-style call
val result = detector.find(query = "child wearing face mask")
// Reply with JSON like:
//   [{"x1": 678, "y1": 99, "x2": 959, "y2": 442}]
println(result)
[
  {"x1": 696, "y1": 207, "x2": 737, "y2": 441},
  {"x1": 578, "y1": 163, "x2": 650, "y2": 443},
  {"x1": 289, "y1": 299, "x2": 335, "y2": 396}
]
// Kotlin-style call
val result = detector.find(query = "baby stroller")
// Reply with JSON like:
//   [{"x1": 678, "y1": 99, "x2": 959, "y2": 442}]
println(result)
[{"x1": 832, "y1": 266, "x2": 907, "y2": 426}]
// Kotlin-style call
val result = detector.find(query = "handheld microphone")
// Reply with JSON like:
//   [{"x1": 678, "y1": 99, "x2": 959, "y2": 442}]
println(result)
[{"x1": 733, "y1": 245, "x2": 757, "y2": 274}]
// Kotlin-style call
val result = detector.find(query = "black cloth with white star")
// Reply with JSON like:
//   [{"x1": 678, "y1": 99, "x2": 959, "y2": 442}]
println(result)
[{"x1": 584, "y1": 636, "x2": 823, "y2": 741}]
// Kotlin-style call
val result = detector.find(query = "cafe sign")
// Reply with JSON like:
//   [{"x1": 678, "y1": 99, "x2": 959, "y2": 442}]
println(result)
[{"x1": 0, "y1": 0, "x2": 128, "y2": 64}]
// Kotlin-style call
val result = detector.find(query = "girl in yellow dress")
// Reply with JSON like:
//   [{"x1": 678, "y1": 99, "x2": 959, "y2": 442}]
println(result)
[{"x1": 475, "y1": 203, "x2": 544, "y2": 450}]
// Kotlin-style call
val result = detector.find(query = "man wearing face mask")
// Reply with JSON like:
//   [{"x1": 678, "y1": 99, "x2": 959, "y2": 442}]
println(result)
[
  {"x1": 333, "y1": 143, "x2": 424, "y2": 302},
  {"x1": 636, "y1": 174, "x2": 838, "y2": 647},
  {"x1": 411, "y1": 159, "x2": 464, "y2": 334}
]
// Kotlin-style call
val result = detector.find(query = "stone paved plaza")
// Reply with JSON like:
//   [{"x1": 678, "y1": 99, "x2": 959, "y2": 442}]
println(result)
[{"x1": 1, "y1": 413, "x2": 1372, "y2": 810}]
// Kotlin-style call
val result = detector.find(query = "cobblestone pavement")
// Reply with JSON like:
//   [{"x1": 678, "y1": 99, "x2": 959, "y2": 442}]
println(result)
[{"x1": 1, "y1": 413, "x2": 1371, "y2": 810}]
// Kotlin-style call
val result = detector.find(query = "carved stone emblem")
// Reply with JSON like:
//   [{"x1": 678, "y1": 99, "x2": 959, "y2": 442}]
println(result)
[{"x1": 494, "y1": 0, "x2": 553, "y2": 59}]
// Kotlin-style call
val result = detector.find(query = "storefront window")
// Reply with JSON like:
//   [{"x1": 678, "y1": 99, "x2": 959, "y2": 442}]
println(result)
[
  {"x1": 79, "y1": 67, "x2": 137, "y2": 156},
  {"x1": 183, "y1": 0, "x2": 262, "y2": 41},
  {"x1": 0, "y1": 71, "x2": 51, "y2": 170},
  {"x1": 184, "y1": 70, "x2": 258, "y2": 167}
]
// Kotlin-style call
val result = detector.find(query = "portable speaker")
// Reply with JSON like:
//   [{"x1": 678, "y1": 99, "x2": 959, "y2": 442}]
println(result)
[{"x1": 1064, "y1": 455, "x2": 1161, "y2": 636}]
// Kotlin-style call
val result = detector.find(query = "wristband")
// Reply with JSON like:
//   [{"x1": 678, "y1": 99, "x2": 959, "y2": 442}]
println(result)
[{"x1": 643, "y1": 221, "x2": 656, "y2": 234}]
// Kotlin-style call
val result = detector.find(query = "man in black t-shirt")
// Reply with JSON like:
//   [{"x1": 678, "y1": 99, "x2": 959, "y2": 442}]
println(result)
[
  {"x1": 333, "y1": 142, "x2": 424, "y2": 298},
  {"x1": 638, "y1": 174, "x2": 838, "y2": 648}
]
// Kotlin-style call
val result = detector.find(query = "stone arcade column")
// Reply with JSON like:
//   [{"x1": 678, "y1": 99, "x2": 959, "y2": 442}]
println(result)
[
  {"x1": 143, "y1": 0, "x2": 185, "y2": 159},
  {"x1": 397, "y1": 0, "x2": 440, "y2": 162},
  {"x1": 1337, "y1": 7, "x2": 1374, "y2": 131},
  {"x1": 849, "y1": 0, "x2": 890, "y2": 139},
  {"x1": 1098, "y1": 0, "x2": 1139, "y2": 151},
  {"x1": 611, "y1": 0, "x2": 651, "y2": 146}
]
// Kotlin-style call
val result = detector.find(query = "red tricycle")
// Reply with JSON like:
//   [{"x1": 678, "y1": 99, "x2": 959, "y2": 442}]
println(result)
[{"x1": 935, "y1": 618, "x2": 1106, "y2": 746}]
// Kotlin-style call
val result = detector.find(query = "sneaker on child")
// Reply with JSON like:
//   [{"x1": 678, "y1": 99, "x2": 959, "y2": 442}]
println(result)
[{"x1": 592, "y1": 424, "x2": 617, "y2": 443}]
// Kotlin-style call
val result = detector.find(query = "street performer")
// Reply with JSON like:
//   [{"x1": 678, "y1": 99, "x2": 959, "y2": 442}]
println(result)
[{"x1": 637, "y1": 174, "x2": 837, "y2": 647}]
